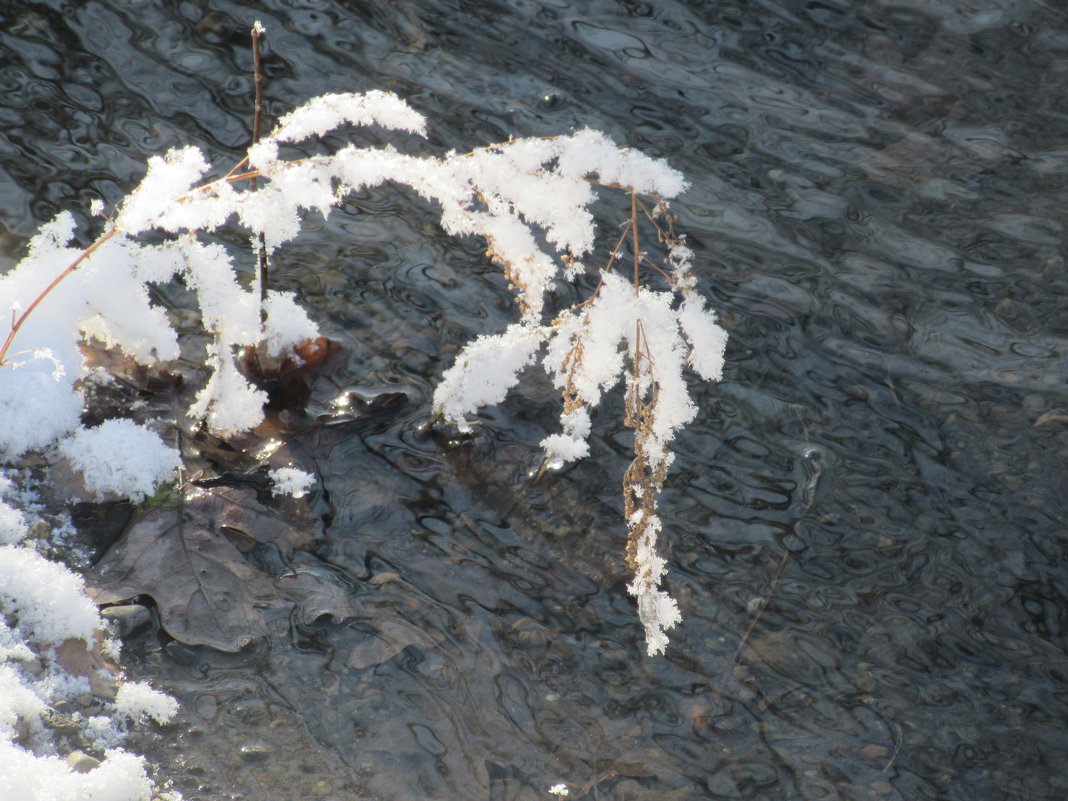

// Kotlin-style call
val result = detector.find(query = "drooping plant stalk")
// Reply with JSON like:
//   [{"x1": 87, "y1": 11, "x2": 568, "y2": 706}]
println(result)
[{"x1": 0, "y1": 85, "x2": 727, "y2": 653}]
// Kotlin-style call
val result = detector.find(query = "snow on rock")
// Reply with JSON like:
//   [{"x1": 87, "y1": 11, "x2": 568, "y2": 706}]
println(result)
[
  {"x1": 0, "y1": 663, "x2": 46, "y2": 738},
  {"x1": 0, "y1": 500, "x2": 28, "y2": 546}
]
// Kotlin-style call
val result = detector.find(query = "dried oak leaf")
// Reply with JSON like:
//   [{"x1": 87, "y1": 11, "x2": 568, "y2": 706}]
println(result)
[
  {"x1": 274, "y1": 564, "x2": 358, "y2": 626},
  {"x1": 55, "y1": 629, "x2": 121, "y2": 699},
  {"x1": 346, "y1": 619, "x2": 445, "y2": 670},
  {"x1": 86, "y1": 487, "x2": 313, "y2": 652}
]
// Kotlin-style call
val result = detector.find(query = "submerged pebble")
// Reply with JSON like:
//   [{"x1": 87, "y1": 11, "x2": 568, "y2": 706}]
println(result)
[{"x1": 102, "y1": 604, "x2": 153, "y2": 638}]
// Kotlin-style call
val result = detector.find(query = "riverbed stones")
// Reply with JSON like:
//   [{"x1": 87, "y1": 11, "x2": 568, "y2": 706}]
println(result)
[
  {"x1": 67, "y1": 750, "x2": 102, "y2": 773},
  {"x1": 102, "y1": 604, "x2": 153, "y2": 638}
]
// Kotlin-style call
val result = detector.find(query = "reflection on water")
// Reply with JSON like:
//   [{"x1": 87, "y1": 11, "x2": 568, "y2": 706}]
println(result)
[{"x1": 3, "y1": 0, "x2": 1068, "y2": 799}]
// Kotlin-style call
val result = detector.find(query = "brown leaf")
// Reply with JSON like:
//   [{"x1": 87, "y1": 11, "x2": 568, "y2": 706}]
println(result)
[
  {"x1": 239, "y1": 337, "x2": 342, "y2": 413},
  {"x1": 346, "y1": 619, "x2": 444, "y2": 670},
  {"x1": 208, "y1": 486, "x2": 314, "y2": 557},
  {"x1": 274, "y1": 565, "x2": 358, "y2": 626},
  {"x1": 54, "y1": 630, "x2": 120, "y2": 699},
  {"x1": 84, "y1": 488, "x2": 304, "y2": 651}
]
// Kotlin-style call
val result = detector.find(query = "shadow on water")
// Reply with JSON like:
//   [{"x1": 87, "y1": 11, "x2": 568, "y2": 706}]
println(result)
[{"x1": 2, "y1": 0, "x2": 1068, "y2": 798}]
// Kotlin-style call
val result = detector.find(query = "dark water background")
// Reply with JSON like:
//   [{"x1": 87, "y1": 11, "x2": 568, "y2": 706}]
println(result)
[{"x1": 3, "y1": 0, "x2": 1068, "y2": 799}]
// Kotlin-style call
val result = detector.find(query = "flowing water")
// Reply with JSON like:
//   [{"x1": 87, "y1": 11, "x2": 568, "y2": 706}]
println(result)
[{"x1": 2, "y1": 1, "x2": 1068, "y2": 799}]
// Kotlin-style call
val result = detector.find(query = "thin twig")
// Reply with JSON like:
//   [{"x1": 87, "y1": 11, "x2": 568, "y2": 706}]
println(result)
[
  {"x1": 733, "y1": 547, "x2": 789, "y2": 660},
  {"x1": 250, "y1": 21, "x2": 269, "y2": 324},
  {"x1": 630, "y1": 190, "x2": 640, "y2": 292},
  {"x1": 602, "y1": 220, "x2": 633, "y2": 276},
  {"x1": 0, "y1": 227, "x2": 119, "y2": 366},
  {"x1": 883, "y1": 722, "x2": 902, "y2": 773},
  {"x1": 640, "y1": 253, "x2": 673, "y2": 283}
]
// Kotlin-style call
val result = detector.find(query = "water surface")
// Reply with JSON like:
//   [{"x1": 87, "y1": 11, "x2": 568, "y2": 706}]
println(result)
[{"x1": 2, "y1": 1, "x2": 1067, "y2": 799}]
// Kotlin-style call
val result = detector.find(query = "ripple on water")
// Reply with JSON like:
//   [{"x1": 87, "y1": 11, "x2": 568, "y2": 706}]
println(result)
[{"x1": 6, "y1": 0, "x2": 1068, "y2": 799}]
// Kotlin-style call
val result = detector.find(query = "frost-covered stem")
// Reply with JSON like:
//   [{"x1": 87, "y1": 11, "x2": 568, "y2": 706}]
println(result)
[
  {"x1": 251, "y1": 23, "x2": 265, "y2": 150},
  {"x1": 0, "y1": 226, "x2": 119, "y2": 366},
  {"x1": 631, "y1": 190, "x2": 640, "y2": 293},
  {"x1": 250, "y1": 21, "x2": 269, "y2": 323}
]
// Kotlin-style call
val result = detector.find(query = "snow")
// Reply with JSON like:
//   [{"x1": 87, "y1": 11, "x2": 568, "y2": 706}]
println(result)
[
  {"x1": 0, "y1": 663, "x2": 46, "y2": 737},
  {"x1": 114, "y1": 682, "x2": 179, "y2": 725},
  {"x1": 117, "y1": 146, "x2": 212, "y2": 235},
  {"x1": 678, "y1": 293, "x2": 728, "y2": 382},
  {"x1": 57, "y1": 420, "x2": 181, "y2": 503},
  {"x1": 433, "y1": 323, "x2": 545, "y2": 431},
  {"x1": 249, "y1": 91, "x2": 427, "y2": 171},
  {"x1": 0, "y1": 501, "x2": 28, "y2": 546},
  {"x1": 0, "y1": 545, "x2": 101, "y2": 646},
  {"x1": 626, "y1": 511, "x2": 682, "y2": 656},
  {"x1": 540, "y1": 407, "x2": 592, "y2": 467},
  {"x1": 0, "y1": 491, "x2": 178, "y2": 801},
  {"x1": 269, "y1": 467, "x2": 315, "y2": 499},
  {"x1": 0, "y1": 743, "x2": 156, "y2": 801}
]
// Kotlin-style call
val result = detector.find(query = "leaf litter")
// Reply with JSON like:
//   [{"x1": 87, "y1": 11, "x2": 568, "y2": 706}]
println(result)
[{"x1": 80, "y1": 337, "x2": 411, "y2": 651}]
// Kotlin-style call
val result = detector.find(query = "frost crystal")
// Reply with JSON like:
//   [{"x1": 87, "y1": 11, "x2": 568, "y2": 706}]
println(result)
[{"x1": 269, "y1": 467, "x2": 315, "y2": 499}]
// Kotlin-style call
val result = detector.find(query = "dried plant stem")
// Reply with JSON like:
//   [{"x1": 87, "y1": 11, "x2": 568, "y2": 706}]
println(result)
[
  {"x1": 631, "y1": 190, "x2": 640, "y2": 291},
  {"x1": 0, "y1": 227, "x2": 119, "y2": 366},
  {"x1": 733, "y1": 546, "x2": 789, "y2": 659},
  {"x1": 250, "y1": 22, "x2": 269, "y2": 323},
  {"x1": 0, "y1": 161, "x2": 645, "y2": 376}
]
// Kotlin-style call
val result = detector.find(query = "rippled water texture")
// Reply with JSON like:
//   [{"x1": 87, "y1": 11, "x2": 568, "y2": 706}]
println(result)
[{"x1": 3, "y1": 1, "x2": 1068, "y2": 799}]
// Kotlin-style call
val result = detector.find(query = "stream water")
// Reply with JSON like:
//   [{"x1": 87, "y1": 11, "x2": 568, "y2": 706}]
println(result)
[{"x1": 2, "y1": 1, "x2": 1068, "y2": 799}]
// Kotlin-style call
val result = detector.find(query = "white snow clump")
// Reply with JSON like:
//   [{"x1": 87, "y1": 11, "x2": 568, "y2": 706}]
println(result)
[
  {"x1": 269, "y1": 467, "x2": 316, "y2": 499},
  {"x1": 57, "y1": 420, "x2": 180, "y2": 503}
]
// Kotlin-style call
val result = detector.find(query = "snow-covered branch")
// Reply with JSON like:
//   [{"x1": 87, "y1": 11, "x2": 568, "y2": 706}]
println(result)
[{"x1": 0, "y1": 90, "x2": 727, "y2": 654}]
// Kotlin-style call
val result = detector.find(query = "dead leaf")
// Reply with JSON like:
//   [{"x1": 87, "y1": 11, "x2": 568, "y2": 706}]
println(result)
[
  {"x1": 209, "y1": 486, "x2": 314, "y2": 557},
  {"x1": 240, "y1": 337, "x2": 342, "y2": 412},
  {"x1": 55, "y1": 630, "x2": 120, "y2": 699},
  {"x1": 860, "y1": 744, "x2": 890, "y2": 760},
  {"x1": 346, "y1": 619, "x2": 445, "y2": 669},
  {"x1": 85, "y1": 487, "x2": 313, "y2": 651},
  {"x1": 275, "y1": 565, "x2": 358, "y2": 625}
]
